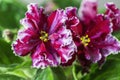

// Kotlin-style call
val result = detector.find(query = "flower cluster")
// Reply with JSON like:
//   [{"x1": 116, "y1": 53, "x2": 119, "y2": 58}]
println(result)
[{"x1": 12, "y1": 0, "x2": 120, "y2": 71}]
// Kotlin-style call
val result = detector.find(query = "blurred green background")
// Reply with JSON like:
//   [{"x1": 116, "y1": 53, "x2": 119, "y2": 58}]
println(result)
[{"x1": 0, "y1": 0, "x2": 120, "y2": 80}]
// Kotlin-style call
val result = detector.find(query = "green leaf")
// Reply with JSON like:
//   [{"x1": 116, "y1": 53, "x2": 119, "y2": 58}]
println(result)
[
  {"x1": 6, "y1": 67, "x2": 37, "y2": 80},
  {"x1": 10, "y1": 60, "x2": 37, "y2": 80},
  {"x1": 0, "y1": 39, "x2": 22, "y2": 65},
  {"x1": 72, "y1": 64, "x2": 83, "y2": 80},
  {"x1": 0, "y1": 55, "x2": 37, "y2": 80},
  {"x1": 51, "y1": 67, "x2": 66, "y2": 80},
  {"x1": 82, "y1": 53, "x2": 120, "y2": 80},
  {"x1": 34, "y1": 67, "x2": 54, "y2": 80},
  {"x1": 0, "y1": 74, "x2": 25, "y2": 80},
  {"x1": 34, "y1": 67, "x2": 66, "y2": 80},
  {"x1": 63, "y1": 66, "x2": 74, "y2": 80},
  {"x1": 112, "y1": 30, "x2": 120, "y2": 40}
]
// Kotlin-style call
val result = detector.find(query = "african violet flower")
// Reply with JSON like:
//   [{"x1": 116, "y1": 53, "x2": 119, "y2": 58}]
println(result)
[
  {"x1": 67, "y1": 0, "x2": 120, "y2": 72},
  {"x1": 12, "y1": 3, "x2": 77, "y2": 69},
  {"x1": 105, "y1": 2, "x2": 120, "y2": 31}
]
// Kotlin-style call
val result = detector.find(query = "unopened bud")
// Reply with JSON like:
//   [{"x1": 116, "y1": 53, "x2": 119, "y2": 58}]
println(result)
[{"x1": 2, "y1": 29, "x2": 14, "y2": 42}]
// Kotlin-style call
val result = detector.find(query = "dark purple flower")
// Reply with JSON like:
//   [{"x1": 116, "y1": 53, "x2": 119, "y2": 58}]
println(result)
[
  {"x1": 12, "y1": 3, "x2": 77, "y2": 69},
  {"x1": 70, "y1": 0, "x2": 120, "y2": 72},
  {"x1": 105, "y1": 2, "x2": 120, "y2": 31}
]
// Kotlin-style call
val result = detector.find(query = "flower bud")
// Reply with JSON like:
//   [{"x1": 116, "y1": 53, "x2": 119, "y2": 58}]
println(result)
[{"x1": 2, "y1": 29, "x2": 14, "y2": 42}]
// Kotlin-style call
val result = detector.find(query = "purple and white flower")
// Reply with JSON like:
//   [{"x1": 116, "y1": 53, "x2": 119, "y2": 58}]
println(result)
[
  {"x1": 12, "y1": 3, "x2": 77, "y2": 69},
  {"x1": 69, "y1": 0, "x2": 120, "y2": 71}
]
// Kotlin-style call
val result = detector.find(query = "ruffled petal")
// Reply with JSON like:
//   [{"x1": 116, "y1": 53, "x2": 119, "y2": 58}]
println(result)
[
  {"x1": 87, "y1": 15, "x2": 111, "y2": 40},
  {"x1": 26, "y1": 3, "x2": 47, "y2": 30},
  {"x1": 31, "y1": 42, "x2": 60, "y2": 69},
  {"x1": 48, "y1": 9, "x2": 67, "y2": 34},
  {"x1": 49, "y1": 26, "x2": 77, "y2": 63},
  {"x1": 98, "y1": 35, "x2": 120, "y2": 56},
  {"x1": 84, "y1": 47, "x2": 102, "y2": 63},
  {"x1": 12, "y1": 29, "x2": 39, "y2": 56},
  {"x1": 65, "y1": 7, "x2": 82, "y2": 36},
  {"x1": 79, "y1": 0, "x2": 98, "y2": 24},
  {"x1": 105, "y1": 3, "x2": 120, "y2": 31},
  {"x1": 77, "y1": 47, "x2": 101, "y2": 73},
  {"x1": 26, "y1": 3, "x2": 42, "y2": 23},
  {"x1": 65, "y1": 7, "x2": 77, "y2": 17},
  {"x1": 61, "y1": 53, "x2": 76, "y2": 66},
  {"x1": 20, "y1": 18, "x2": 39, "y2": 31},
  {"x1": 100, "y1": 49, "x2": 110, "y2": 57},
  {"x1": 66, "y1": 7, "x2": 79, "y2": 28},
  {"x1": 18, "y1": 25, "x2": 40, "y2": 41}
]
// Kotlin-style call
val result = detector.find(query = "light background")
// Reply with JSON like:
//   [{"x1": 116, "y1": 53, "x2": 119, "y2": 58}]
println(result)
[{"x1": 21, "y1": 0, "x2": 120, "y2": 8}]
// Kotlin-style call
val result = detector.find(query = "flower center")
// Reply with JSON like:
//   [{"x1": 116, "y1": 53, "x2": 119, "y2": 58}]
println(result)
[
  {"x1": 80, "y1": 35, "x2": 90, "y2": 47},
  {"x1": 40, "y1": 31, "x2": 48, "y2": 42}
]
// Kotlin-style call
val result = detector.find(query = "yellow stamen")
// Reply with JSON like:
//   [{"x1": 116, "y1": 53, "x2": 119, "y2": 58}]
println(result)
[
  {"x1": 80, "y1": 35, "x2": 90, "y2": 46},
  {"x1": 40, "y1": 31, "x2": 48, "y2": 42}
]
